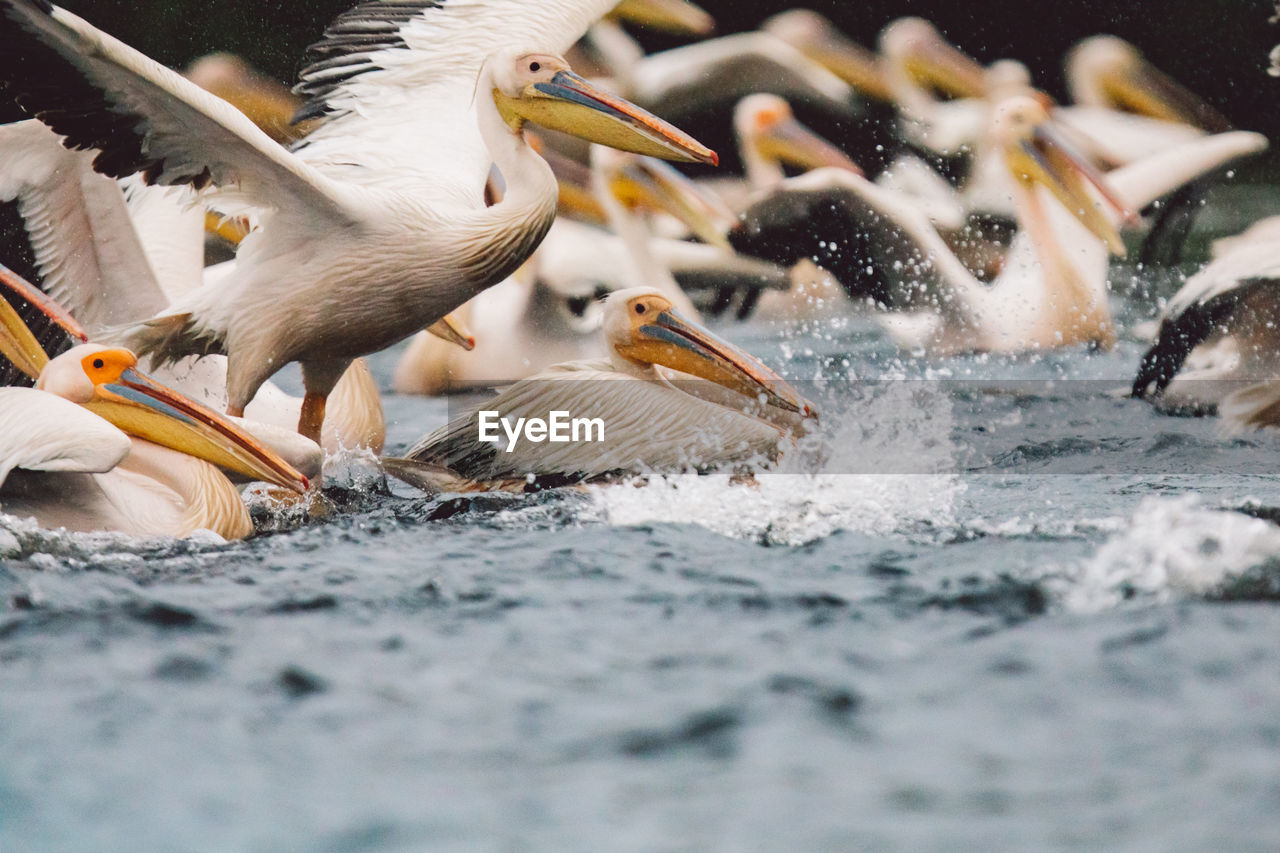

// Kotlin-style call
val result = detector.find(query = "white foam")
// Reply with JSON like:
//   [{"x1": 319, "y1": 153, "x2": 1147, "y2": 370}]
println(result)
[
  {"x1": 592, "y1": 382, "x2": 962, "y2": 545},
  {"x1": 1055, "y1": 495, "x2": 1280, "y2": 612}
]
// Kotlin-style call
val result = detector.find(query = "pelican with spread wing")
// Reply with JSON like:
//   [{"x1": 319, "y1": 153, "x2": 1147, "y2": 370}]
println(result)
[{"x1": 0, "y1": 0, "x2": 716, "y2": 445}]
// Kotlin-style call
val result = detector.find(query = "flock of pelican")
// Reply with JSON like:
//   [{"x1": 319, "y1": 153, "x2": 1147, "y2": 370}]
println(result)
[{"x1": 0, "y1": 0, "x2": 1276, "y2": 540}]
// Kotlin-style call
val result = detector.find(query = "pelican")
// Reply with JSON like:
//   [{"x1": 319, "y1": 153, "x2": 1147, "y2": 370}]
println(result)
[
  {"x1": 0, "y1": 118, "x2": 388, "y2": 457},
  {"x1": 0, "y1": 286, "x2": 308, "y2": 539},
  {"x1": 392, "y1": 148, "x2": 743, "y2": 395},
  {"x1": 1131, "y1": 221, "x2": 1280, "y2": 414},
  {"x1": 383, "y1": 287, "x2": 815, "y2": 491},
  {"x1": 0, "y1": 0, "x2": 716, "y2": 446},
  {"x1": 720, "y1": 93, "x2": 863, "y2": 323},
  {"x1": 731, "y1": 98, "x2": 1268, "y2": 355},
  {"x1": 1061, "y1": 35, "x2": 1230, "y2": 166},
  {"x1": 762, "y1": 9, "x2": 895, "y2": 105},
  {"x1": 580, "y1": 15, "x2": 898, "y2": 178}
]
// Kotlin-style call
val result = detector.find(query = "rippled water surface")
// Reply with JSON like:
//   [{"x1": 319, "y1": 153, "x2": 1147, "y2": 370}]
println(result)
[{"x1": 5, "y1": 260, "x2": 1280, "y2": 851}]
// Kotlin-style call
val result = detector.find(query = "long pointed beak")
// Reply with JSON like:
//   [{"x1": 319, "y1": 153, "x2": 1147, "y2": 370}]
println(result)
[
  {"x1": 799, "y1": 39, "x2": 894, "y2": 103},
  {"x1": 904, "y1": 37, "x2": 988, "y2": 99},
  {"x1": 85, "y1": 367, "x2": 309, "y2": 493},
  {"x1": 1102, "y1": 64, "x2": 1232, "y2": 133},
  {"x1": 754, "y1": 117, "x2": 862, "y2": 176},
  {"x1": 1007, "y1": 121, "x2": 1132, "y2": 256},
  {"x1": 426, "y1": 313, "x2": 476, "y2": 351},
  {"x1": 609, "y1": 156, "x2": 736, "y2": 248},
  {"x1": 0, "y1": 265, "x2": 88, "y2": 379},
  {"x1": 497, "y1": 71, "x2": 718, "y2": 165},
  {"x1": 607, "y1": 0, "x2": 715, "y2": 37},
  {"x1": 617, "y1": 307, "x2": 816, "y2": 417}
]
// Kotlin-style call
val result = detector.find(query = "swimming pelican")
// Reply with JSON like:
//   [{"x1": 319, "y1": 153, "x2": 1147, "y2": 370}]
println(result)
[
  {"x1": 0, "y1": 118, "x2": 387, "y2": 457},
  {"x1": 732, "y1": 98, "x2": 1268, "y2": 354},
  {"x1": 0, "y1": 290, "x2": 308, "y2": 539},
  {"x1": 0, "y1": 0, "x2": 716, "y2": 445},
  {"x1": 384, "y1": 287, "x2": 815, "y2": 491},
  {"x1": 1131, "y1": 219, "x2": 1280, "y2": 414}
]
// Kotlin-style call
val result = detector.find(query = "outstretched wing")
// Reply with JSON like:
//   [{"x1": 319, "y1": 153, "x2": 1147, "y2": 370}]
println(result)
[
  {"x1": 0, "y1": 387, "x2": 130, "y2": 486},
  {"x1": 0, "y1": 0, "x2": 359, "y2": 229},
  {"x1": 0, "y1": 120, "x2": 169, "y2": 333}
]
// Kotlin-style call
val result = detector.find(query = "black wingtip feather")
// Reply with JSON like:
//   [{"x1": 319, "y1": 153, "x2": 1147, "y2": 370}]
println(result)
[
  {"x1": 1130, "y1": 281, "x2": 1275, "y2": 399},
  {"x1": 292, "y1": 0, "x2": 441, "y2": 122}
]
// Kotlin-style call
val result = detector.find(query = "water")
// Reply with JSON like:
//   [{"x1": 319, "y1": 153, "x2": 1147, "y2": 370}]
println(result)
[{"x1": 4, "y1": 278, "x2": 1280, "y2": 851}]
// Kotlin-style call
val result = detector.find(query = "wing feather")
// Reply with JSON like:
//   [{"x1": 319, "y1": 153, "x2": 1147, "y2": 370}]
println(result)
[
  {"x1": 0, "y1": 120, "x2": 168, "y2": 333},
  {"x1": 403, "y1": 362, "x2": 782, "y2": 481},
  {"x1": 0, "y1": 387, "x2": 130, "y2": 485},
  {"x1": 0, "y1": 0, "x2": 358, "y2": 229}
]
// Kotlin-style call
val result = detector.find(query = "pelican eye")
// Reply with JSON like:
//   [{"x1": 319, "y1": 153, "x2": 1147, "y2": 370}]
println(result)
[
  {"x1": 529, "y1": 61, "x2": 541, "y2": 73},
  {"x1": 566, "y1": 295, "x2": 591, "y2": 317},
  {"x1": 635, "y1": 303, "x2": 646, "y2": 315},
  {"x1": 92, "y1": 358, "x2": 104, "y2": 369}
]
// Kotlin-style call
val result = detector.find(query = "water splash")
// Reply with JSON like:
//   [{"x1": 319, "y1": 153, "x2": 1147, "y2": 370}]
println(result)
[
  {"x1": 1053, "y1": 495, "x2": 1280, "y2": 612},
  {"x1": 591, "y1": 381, "x2": 962, "y2": 545}
]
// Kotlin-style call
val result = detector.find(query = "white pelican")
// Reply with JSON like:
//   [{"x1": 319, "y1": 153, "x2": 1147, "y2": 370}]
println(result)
[
  {"x1": 392, "y1": 148, "x2": 738, "y2": 394},
  {"x1": 580, "y1": 15, "x2": 901, "y2": 178},
  {"x1": 0, "y1": 118, "x2": 387, "y2": 457},
  {"x1": 761, "y1": 9, "x2": 895, "y2": 105},
  {"x1": 732, "y1": 98, "x2": 1268, "y2": 354},
  {"x1": 383, "y1": 287, "x2": 814, "y2": 491},
  {"x1": 0, "y1": 290, "x2": 308, "y2": 539},
  {"x1": 1131, "y1": 220, "x2": 1280, "y2": 414},
  {"x1": 0, "y1": 0, "x2": 716, "y2": 445},
  {"x1": 1061, "y1": 35, "x2": 1230, "y2": 166},
  {"x1": 721, "y1": 93, "x2": 863, "y2": 323}
]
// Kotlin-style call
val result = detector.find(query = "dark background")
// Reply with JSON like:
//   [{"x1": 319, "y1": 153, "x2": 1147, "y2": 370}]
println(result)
[{"x1": 34, "y1": 0, "x2": 1280, "y2": 139}]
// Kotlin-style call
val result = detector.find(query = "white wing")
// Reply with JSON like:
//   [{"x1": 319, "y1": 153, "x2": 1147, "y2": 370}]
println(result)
[
  {"x1": 292, "y1": 0, "x2": 618, "y2": 207},
  {"x1": 0, "y1": 388, "x2": 130, "y2": 486},
  {"x1": 1107, "y1": 131, "x2": 1268, "y2": 215},
  {"x1": 0, "y1": 0, "x2": 359, "y2": 230},
  {"x1": 121, "y1": 179, "x2": 207, "y2": 306},
  {"x1": 0, "y1": 120, "x2": 168, "y2": 332},
  {"x1": 402, "y1": 361, "x2": 782, "y2": 481}
]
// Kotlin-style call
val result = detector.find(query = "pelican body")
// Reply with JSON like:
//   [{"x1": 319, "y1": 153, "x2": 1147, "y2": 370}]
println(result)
[{"x1": 385, "y1": 288, "x2": 814, "y2": 491}]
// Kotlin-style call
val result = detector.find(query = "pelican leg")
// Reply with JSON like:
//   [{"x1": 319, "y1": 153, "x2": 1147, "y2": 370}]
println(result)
[
  {"x1": 227, "y1": 404, "x2": 245, "y2": 417},
  {"x1": 298, "y1": 359, "x2": 351, "y2": 444},
  {"x1": 298, "y1": 392, "x2": 327, "y2": 444}
]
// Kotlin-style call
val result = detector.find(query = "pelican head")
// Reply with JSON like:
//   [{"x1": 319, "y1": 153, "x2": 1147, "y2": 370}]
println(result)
[
  {"x1": 993, "y1": 96, "x2": 1131, "y2": 256},
  {"x1": 735, "y1": 93, "x2": 862, "y2": 175},
  {"x1": 879, "y1": 18, "x2": 987, "y2": 100},
  {"x1": 607, "y1": 0, "x2": 715, "y2": 37},
  {"x1": 488, "y1": 50, "x2": 718, "y2": 165},
  {"x1": 606, "y1": 287, "x2": 815, "y2": 417},
  {"x1": 593, "y1": 147, "x2": 736, "y2": 248},
  {"x1": 763, "y1": 10, "x2": 893, "y2": 103},
  {"x1": 37, "y1": 344, "x2": 309, "y2": 493},
  {"x1": 1066, "y1": 36, "x2": 1231, "y2": 132}
]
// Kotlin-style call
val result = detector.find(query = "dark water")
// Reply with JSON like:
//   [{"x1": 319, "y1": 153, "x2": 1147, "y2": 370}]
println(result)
[{"x1": 5, "y1": 269, "x2": 1280, "y2": 851}]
